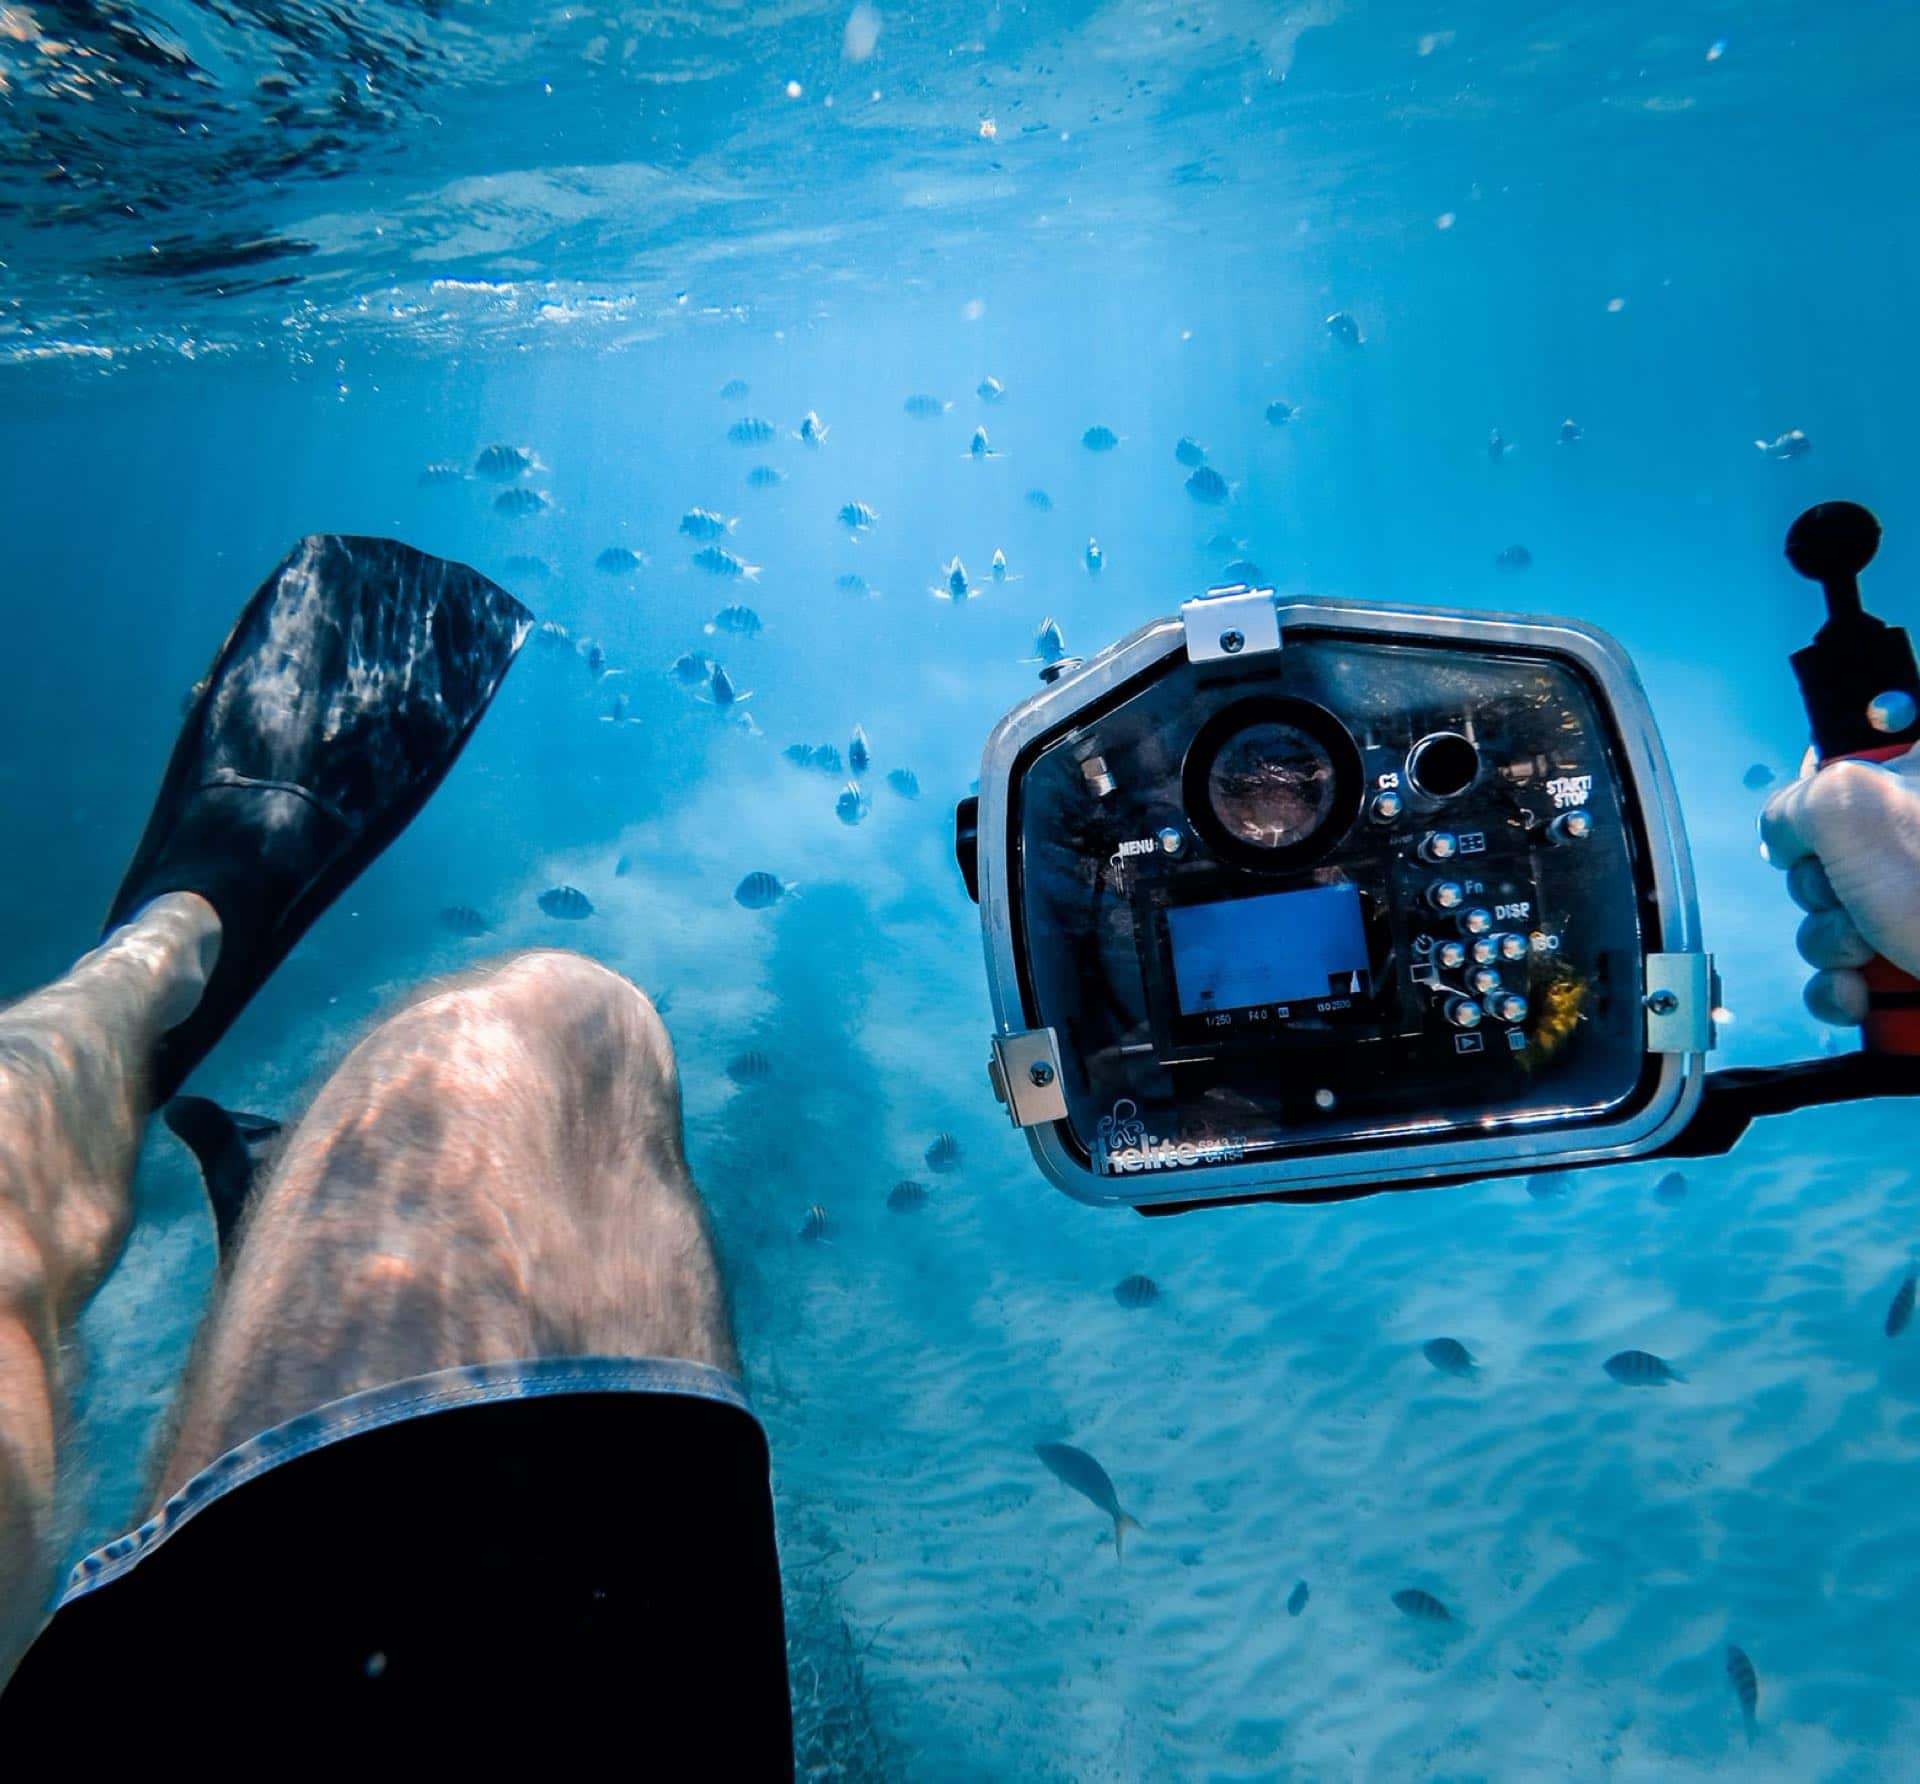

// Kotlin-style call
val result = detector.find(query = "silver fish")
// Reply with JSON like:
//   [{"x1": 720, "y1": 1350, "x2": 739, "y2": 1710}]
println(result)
[
  {"x1": 798, "y1": 1202, "x2": 831, "y2": 1242},
  {"x1": 671, "y1": 651, "x2": 713, "y2": 685},
  {"x1": 1887, "y1": 1274, "x2": 1916, "y2": 1338},
  {"x1": 1174, "y1": 435, "x2": 1207, "y2": 467},
  {"x1": 538, "y1": 885, "x2": 594, "y2": 920},
  {"x1": 1082, "y1": 423, "x2": 1119, "y2": 451},
  {"x1": 439, "y1": 904, "x2": 490, "y2": 938},
  {"x1": 1034, "y1": 1441, "x2": 1141, "y2": 1563},
  {"x1": 1025, "y1": 487, "x2": 1053, "y2": 512},
  {"x1": 1422, "y1": 1337, "x2": 1477, "y2": 1377},
  {"x1": 494, "y1": 487, "x2": 548, "y2": 517},
  {"x1": 727, "y1": 416, "x2": 776, "y2": 445},
  {"x1": 1653, "y1": 1169, "x2": 1688, "y2": 1204},
  {"x1": 734, "y1": 871, "x2": 794, "y2": 910},
  {"x1": 990, "y1": 548, "x2": 1014, "y2": 582},
  {"x1": 848, "y1": 726, "x2": 870, "y2": 774},
  {"x1": 726, "y1": 1049, "x2": 773, "y2": 1086},
  {"x1": 887, "y1": 1179, "x2": 929, "y2": 1211},
  {"x1": 838, "y1": 500, "x2": 879, "y2": 531},
  {"x1": 1264, "y1": 399, "x2": 1297, "y2": 426},
  {"x1": 836, "y1": 572, "x2": 875, "y2": 599},
  {"x1": 419, "y1": 462, "x2": 467, "y2": 485},
  {"x1": 595, "y1": 546, "x2": 646, "y2": 575},
  {"x1": 1495, "y1": 544, "x2": 1533, "y2": 572},
  {"x1": 1391, "y1": 1587, "x2": 1450, "y2": 1621},
  {"x1": 977, "y1": 375, "x2": 1007, "y2": 404},
  {"x1": 1488, "y1": 428, "x2": 1512, "y2": 461},
  {"x1": 1741, "y1": 763, "x2": 1775, "y2": 791},
  {"x1": 1755, "y1": 428, "x2": 1810, "y2": 460},
  {"x1": 705, "y1": 604, "x2": 763, "y2": 638},
  {"x1": 1287, "y1": 1580, "x2": 1309, "y2": 1617},
  {"x1": 1557, "y1": 417, "x2": 1584, "y2": 444},
  {"x1": 968, "y1": 425, "x2": 995, "y2": 459},
  {"x1": 1325, "y1": 310, "x2": 1364, "y2": 346},
  {"x1": 886, "y1": 767, "x2": 920, "y2": 799},
  {"x1": 795, "y1": 409, "x2": 829, "y2": 446},
  {"x1": 1030, "y1": 618, "x2": 1067, "y2": 664},
  {"x1": 932, "y1": 557, "x2": 974, "y2": 602},
  {"x1": 1185, "y1": 465, "x2": 1229, "y2": 504},
  {"x1": 835, "y1": 782, "x2": 869, "y2": 826},
  {"x1": 1603, "y1": 1348, "x2": 1685, "y2": 1385},
  {"x1": 1726, "y1": 1645, "x2": 1759, "y2": 1743},
  {"x1": 904, "y1": 393, "x2": 950, "y2": 419},
  {"x1": 705, "y1": 663, "x2": 751, "y2": 709},
  {"x1": 719, "y1": 377, "x2": 750, "y2": 400},
  {"x1": 474, "y1": 443, "x2": 535, "y2": 480},
  {"x1": 1114, "y1": 1274, "x2": 1159, "y2": 1309},
  {"x1": 746, "y1": 464, "x2": 786, "y2": 488},
  {"x1": 925, "y1": 1132, "x2": 962, "y2": 1172},
  {"x1": 692, "y1": 545, "x2": 760, "y2": 580},
  {"x1": 1085, "y1": 537, "x2": 1104, "y2": 576},
  {"x1": 680, "y1": 506, "x2": 737, "y2": 540}
]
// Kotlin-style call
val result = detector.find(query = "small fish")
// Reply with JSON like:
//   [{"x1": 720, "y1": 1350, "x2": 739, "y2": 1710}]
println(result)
[
  {"x1": 680, "y1": 506, "x2": 737, "y2": 540},
  {"x1": 474, "y1": 443, "x2": 535, "y2": 480},
  {"x1": 704, "y1": 663, "x2": 750, "y2": 709},
  {"x1": 719, "y1": 377, "x2": 751, "y2": 400},
  {"x1": 782, "y1": 743, "x2": 813, "y2": 767},
  {"x1": 1085, "y1": 537, "x2": 1104, "y2": 576},
  {"x1": 735, "y1": 871, "x2": 795, "y2": 909},
  {"x1": 838, "y1": 500, "x2": 879, "y2": 532},
  {"x1": 727, "y1": 1049, "x2": 773, "y2": 1086},
  {"x1": 1726, "y1": 1644, "x2": 1759, "y2": 1742},
  {"x1": 1185, "y1": 465, "x2": 1230, "y2": 504},
  {"x1": 1221, "y1": 558, "x2": 1264, "y2": 583},
  {"x1": 835, "y1": 782, "x2": 870, "y2": 826},
  {"x1": 1025, "y1": 487, "x2": 1054, "y2": 512},
  {"x1": 419, "y1": 462, "x2": 467, "y2": 485},
  {"x1": 746, "y1": 464, "x2": 787, "y2": 488},
  {"x1": 705, "y1": 604, "x2": 763, "y2": 638},
  {"x1": 1755, "y1": 428, "x2": 1810, "y2": 460},
  {"x1": 1264, "y1": 399, "x2": 1297, "y2": 426},
  {"x1": 1391, "y1": 1588, "x2": 1451, "y2": 1622},
  {"x1": 538, "y1": 885, "x2": 594, "y2": 920},
  {"x1": 1113, "y1": 1274, "x2": 1160, "y2": 1309},
  {"x1": 1422, "y1": 1337, "x2": 1477, "y2": 1377},
  {"x1": 1082, "y1": 423, "x2": 1120, "y2": 451},
  {"x1": 925, "y1": 1132, "x2": 963, "y2": 1173},
  {"x1": 1035, "y1": 1441, "x2": 1142, "y2": 1563},
  {"x1": 534, "y1": 618, "x2": 572, "y2": 647},
  {"x1": 727, "y1": 416, "x2": 777, "y2": 445},
  {"x1": 671, "y1": 651, "x2": 713, "y2": 686},
  {"x1": 1287, "y1": 1581, "x2": 1309, "y2": 1616},
  {"x1": 1603, "y1": 1348, "x2": 1685, "y2": 1385},
  {"x1": 977, "y1": 375, "x2": 1007, "y2": 403},
  {"x1": 1653, "y1": 1170, "x2": 1688, "y2": 1204},
  {"x1": 809, "y1": 744, "x2": 844, "y2": 774},
  {"x1": 968, "y1": 425, "x2": 996, "y2": 459},
  {"x1": 1487, "y1": 428, "x2": 1512, "y2": 461},
  {"x1": 1031, "y1": 617, "x2": 1068, "y2": 664},
  {"x1": 798, "y1": 1202, "x2": 832, "y2": 1242},
  {"x1": 990, "y1": 548, "x2": 1015, "y2": 582},
  {"x1": 579, "y1": 640, "x2": 618, "y2": 680},
  {"x1": 1494, "y1": 544, "x2": 1533, "y2": 572},
  {"x1": 692, "y1": 545, "x2": 760, "y2": 580},
  {"x1": 933, "y1": 557, "x2": 974, "y2": 602},
  {"x1": 1174, "y1": 435, "x2": 1207, "y2": 467},
  {"x1": 887, "y1": 767, "x2": 920, "y2": 799},
  {"x1": 503, "y1": 554, "x2": 552, "y2": 580},
  {"x1": 439, "y1": 904, "x2": 490, "y2": 938},
  {"x1": 1557, "y1": 417, "x2": 1584, "y2": 444},
  {"x1": 1886, "y1": 1273, "x2": 1916, "y2": 1338},
  {"x1": 1741, "y1": 763, "x2": 1775, "y2": 790},
  {"x1": 887, "y1": 1179, "x2": 929, "y2": 1212},
  {"x1": 795, "y1": 409, "x2": 829, "y2": 446},
  {"x1": 1525, "y1": 1170, "x2": 1575, "y2": 1201},
  {"x1": 600, "y1": 692, "x2": 632, "y2": 725},
  {"x1": 1325, "y1": 310, "x2": 1364, "y2": 346},
  {"x1": 903, "y1": 394, "x2": 951, "y2": 419},
  {"x1": 848, "y1": 726, "x2": 870, "y2": 774},
  {"x1": 613, "y1": 854, "x2": 633, "y2": 877},
  {"x1": 836, "y1": 572, "x2": 875, "y2": 598},
  {"x1": 595, "y1": 546, "x2": 646, "y2": 575},
  {"x1": 494, "y1": 487, "x2": 548, "y2": 517}
]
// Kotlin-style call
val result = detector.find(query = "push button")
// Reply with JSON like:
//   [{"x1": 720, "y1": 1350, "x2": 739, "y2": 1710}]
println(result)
[
  {"x1": 1427, "y1": 880, "x2": 1465, "y2": 912},
  {"x1": 1419, "y1": 831, "x2": 1459, "y2": 863}
]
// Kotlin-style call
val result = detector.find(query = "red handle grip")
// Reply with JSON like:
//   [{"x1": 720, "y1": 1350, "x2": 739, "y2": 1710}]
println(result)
[{"x1": 1826, "y1": 742, "x2": 1920, "y2": 1055}]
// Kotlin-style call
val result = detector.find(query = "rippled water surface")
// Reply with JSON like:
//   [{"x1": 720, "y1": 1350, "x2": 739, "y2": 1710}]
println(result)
[{"x1": 5, "y1": 2, "x2": 1920, "y2": 1777}]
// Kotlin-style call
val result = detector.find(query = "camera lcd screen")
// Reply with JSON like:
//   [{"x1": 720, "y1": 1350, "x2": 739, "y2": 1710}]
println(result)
[{"x1": 1166, "y1": 884, "x2": 1370, "y2": 1016}]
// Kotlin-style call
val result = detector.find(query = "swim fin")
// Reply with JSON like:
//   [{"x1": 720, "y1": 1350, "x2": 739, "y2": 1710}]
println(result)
[
  {"x1": 104, "y1": 536, "x2": 532, "y2": 1104},
  {"x1": 162, "y1": 1095, "x2": 284, "y2": 1254}
]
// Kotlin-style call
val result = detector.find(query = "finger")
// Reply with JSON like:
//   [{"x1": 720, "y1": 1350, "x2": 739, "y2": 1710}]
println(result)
[
  {"x1": 1785, "y1": 855, "x2": 1840, "y2": 914},
  {"x1": 1759, "y1": 770, "x2": 1822, "y2": 870},
  {"x1": 1797, "y1": 907, "x2": 1876, "y2": 970},
  {"x1": 1805, "y1": 967, "x2": 1870, "y2": 1027}
]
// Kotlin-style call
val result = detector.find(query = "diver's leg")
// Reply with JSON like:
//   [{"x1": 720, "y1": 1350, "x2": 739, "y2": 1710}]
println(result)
[
  {"x1": 0, "y1": 893, "x2": 222, "y2": 1675},
  {"x1": 157, "y1": 949, "x2": 735, "y2": 1493}
]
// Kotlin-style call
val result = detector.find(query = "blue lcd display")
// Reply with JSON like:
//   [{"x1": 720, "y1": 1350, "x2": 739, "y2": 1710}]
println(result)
[{"x1": 1165, "y1": 884, "x2": 1370, "y2": 1016}]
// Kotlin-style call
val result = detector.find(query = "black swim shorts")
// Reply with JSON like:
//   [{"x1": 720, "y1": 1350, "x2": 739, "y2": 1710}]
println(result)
[{"x1": 0, "y1": 1357, "x2": 793, "y2": 1770}]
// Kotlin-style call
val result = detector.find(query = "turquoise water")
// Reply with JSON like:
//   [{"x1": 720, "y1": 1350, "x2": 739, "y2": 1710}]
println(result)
[{"x1": 5, "y1": 2, "x2": 1920, "y2": 1775}]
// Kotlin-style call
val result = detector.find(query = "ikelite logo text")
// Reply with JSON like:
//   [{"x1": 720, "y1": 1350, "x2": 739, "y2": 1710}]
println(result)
[{"x1": 1093, "y1": 1099, "x2": 1246, "y2": 1175}]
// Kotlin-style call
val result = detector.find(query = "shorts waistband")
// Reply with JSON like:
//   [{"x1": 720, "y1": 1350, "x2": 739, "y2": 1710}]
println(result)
[{"x1": 58, "y1": 1355, "x2": 754, "y2": 1606}]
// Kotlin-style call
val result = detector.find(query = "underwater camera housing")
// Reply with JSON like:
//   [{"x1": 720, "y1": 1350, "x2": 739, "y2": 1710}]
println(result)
[{"x1": 957, "y1": 523, "x2": 1920, "y2": 1214}]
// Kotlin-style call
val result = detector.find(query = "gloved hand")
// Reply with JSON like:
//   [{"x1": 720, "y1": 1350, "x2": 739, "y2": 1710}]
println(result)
[{"x1": 1760, "y1": 746, "x2": 1920, "y2": 1024}]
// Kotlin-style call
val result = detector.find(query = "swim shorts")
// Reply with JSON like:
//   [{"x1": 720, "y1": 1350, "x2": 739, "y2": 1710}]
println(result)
[{"x1": 0, "y1": 1356, "x2": 793, "y2": 1770}]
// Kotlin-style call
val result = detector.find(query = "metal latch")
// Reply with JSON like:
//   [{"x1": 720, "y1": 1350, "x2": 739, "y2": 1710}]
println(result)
[
  {"x1": 1182, "y1": 584, "x2": 1280, "y2": 663},
  {"x1": 986, "y1": 1029, "x2": 1069, "y2": 1128},
  {"x1": 1643, "y1": 952, "x2": 1717, "y2": 1053}
]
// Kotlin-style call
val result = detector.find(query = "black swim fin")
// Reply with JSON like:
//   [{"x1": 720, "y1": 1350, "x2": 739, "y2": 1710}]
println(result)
[
  {"x1": 162, "y1": 1094, "x2": 286, "y2": 1253},
  {"x1": 104, "y1": 536, "x2": 532, "y2": 1103}
]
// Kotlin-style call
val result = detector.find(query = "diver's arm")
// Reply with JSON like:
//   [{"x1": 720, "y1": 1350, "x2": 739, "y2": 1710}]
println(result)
[{"x1": 1761, "y1": 746, "x2": 1920, "y2": 1023}]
